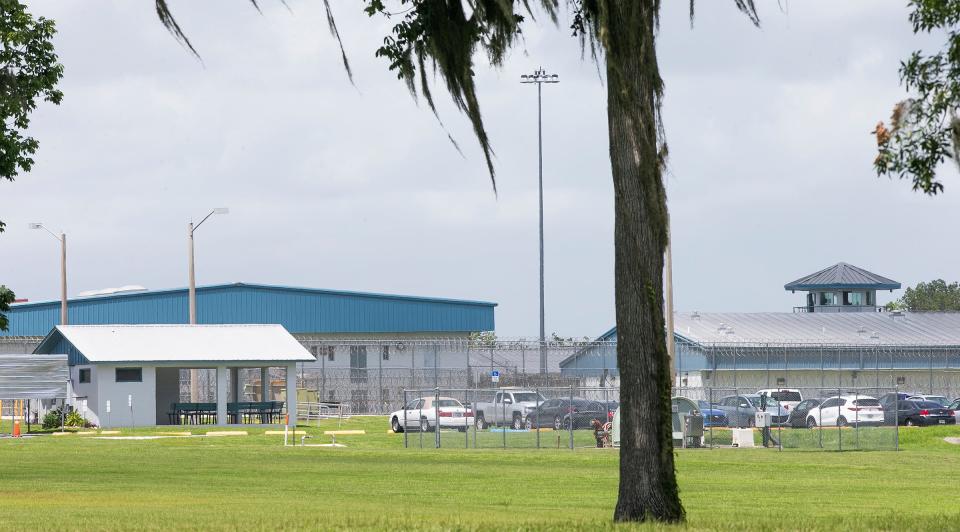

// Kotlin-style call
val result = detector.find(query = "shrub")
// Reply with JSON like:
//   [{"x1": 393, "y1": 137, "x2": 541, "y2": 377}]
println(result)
[
  {"x1": 65, "y1": 410, "x2": 86, "y2": 428},
  {"x1": 41, "y1": 407, "x2": 91, "y2": 429},
  {"x1": 41, "y1": 408, "x2": 64, "y2": 429}
]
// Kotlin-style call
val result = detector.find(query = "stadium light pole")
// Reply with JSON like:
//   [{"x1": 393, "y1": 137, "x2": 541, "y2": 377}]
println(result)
[
  {"x1": 29, "y1": 223, "x2": 67, "y2": 325},
  {"x1": 188, "y1": 208, "x2": 229, "y2": 401},
  {"x1": 521, "y1": 67, "x2": 558, "y2": 375}
]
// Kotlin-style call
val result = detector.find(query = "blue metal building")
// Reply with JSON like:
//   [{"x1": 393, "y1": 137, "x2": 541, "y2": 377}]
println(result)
[{"x1": 2, "y1": 283, "x2": 496, "y2": 339}]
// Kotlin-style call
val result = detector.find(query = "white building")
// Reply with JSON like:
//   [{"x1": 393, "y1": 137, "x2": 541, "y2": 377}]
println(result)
[{"x1": 33, "y1": 324, "x2": 314, "y2": 427}]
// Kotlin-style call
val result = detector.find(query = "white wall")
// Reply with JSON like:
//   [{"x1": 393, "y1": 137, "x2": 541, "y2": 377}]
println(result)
[
  {"x1": 93, "y1": 365, "x2": 157, "y2": 428},
  {"x1": 70, "y1": 365, "x2": 99, "y2": 426}
]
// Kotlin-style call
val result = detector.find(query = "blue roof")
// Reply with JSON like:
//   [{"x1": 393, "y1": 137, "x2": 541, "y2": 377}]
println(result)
[
  {"x1": 784, "y1": 262, "x2": 900, "y2": 291},
  {"x1": 3, "y1": 282, "x2": 496, "y2": 337}
]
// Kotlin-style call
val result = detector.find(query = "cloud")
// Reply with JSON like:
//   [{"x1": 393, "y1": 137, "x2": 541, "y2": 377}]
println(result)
[{"x1": 3, "y1": 0, "x2": 957, "y2": 337}]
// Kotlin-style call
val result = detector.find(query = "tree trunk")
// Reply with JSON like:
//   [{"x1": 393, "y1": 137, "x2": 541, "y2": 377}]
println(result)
[{"x1": 607, "y1": 2, "x2": 684, "y2": 523}]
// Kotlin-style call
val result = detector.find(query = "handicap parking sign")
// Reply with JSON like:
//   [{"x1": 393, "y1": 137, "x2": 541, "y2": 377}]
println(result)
[{"x1": 491, "y1": 370, "x2": 500, "y2": 383}]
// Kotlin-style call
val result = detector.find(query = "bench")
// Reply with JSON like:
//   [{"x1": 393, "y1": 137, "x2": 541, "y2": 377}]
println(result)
[{"x1": 322, "y1": 430, "x2": 366, "y2": 445}]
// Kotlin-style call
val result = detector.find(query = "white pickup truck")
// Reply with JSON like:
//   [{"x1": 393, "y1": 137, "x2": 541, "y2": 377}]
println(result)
[{"x1": 474, "y1": 389, "x2": 547, "y2": 430}]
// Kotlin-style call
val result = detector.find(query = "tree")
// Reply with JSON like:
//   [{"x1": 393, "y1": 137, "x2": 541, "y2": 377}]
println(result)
[
  {"x1": 874, "y1": 1, "x2": 960, "y2": 195},
  {"x1": 0, "y1": 1, "x2": 64, "y2": 232},
  {"x1": 154, "y1": 0, "x2": 761, "y2": 522},
  {"x1": 0, "y1": 285, "x2": 14, "y2": 332},
  {"x1": 888, "y1": 279, "x2": 960, "y2": 312}
]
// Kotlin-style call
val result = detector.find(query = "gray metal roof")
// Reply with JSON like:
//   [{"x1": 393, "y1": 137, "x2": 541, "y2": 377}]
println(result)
[
  {"x1": 783, "y1": 262, "x2": 900, "y2": 291},
  {"x1": 674, "y1": 311, "x2": 960, "y2": 346}
]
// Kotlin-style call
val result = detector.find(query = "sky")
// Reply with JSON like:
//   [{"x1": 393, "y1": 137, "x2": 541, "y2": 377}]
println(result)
[{"x1": 3, "y1": 1, "x2": 958, "y2": 338}]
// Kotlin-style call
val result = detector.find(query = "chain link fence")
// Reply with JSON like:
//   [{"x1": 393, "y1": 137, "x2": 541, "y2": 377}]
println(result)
[{"x1": 390, "y1": 385, "x2": 913, "y2": 451}]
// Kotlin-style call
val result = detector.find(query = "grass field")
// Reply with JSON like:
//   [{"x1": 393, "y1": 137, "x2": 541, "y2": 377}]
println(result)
[{"x1": 1, "y1": 417, "x2": 959, "y2": 530}]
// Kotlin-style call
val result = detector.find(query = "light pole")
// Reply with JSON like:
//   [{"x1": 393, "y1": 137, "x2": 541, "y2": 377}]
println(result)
[
  {"x1": 29, "y1": 223, "x2": 68, "y2": 325},
  {"x1": 188, "y1": 208, "x2": 229, "y2": 400},
  {"x1": 521, "y1": 67, "x2": 558, "y2": 374}
]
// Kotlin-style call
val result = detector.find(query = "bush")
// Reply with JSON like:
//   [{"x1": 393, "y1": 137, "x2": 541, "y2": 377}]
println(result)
[
  {"x1": 41, "y1": 407, "x2": 91, "y2": 429},
  {"x1": 41, "y1": 408, "x2": 64, "y2": 429}
]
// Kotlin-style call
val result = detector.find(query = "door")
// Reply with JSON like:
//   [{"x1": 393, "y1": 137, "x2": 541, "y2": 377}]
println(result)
[
  {"x1": 531, "y1": 399, "x2": 555, "y2": 428},
  {"x1": 403, "y1": 399, "x2": 423, "y2": 428},
  {"x1": 818, "y1": 398, "x2": 839, "y2": 426},
  {"x1": 737, "y1": 397, "x2": 752, "y2": 426}
]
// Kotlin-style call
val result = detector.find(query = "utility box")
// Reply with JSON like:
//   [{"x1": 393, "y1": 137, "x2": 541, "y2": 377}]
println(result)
[
  {"x1": 682, "y1": 414, "x2": 704, "y2": 448},
  {"x1": 732, "y1": 428, "x2": 755, "y2": 448},
  {"x1": 754, "y1": 411, "x2": 772, "y2": 428}
]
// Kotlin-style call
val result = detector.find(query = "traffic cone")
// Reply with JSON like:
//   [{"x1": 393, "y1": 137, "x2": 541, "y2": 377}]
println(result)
[{"x1": 13, "y1": 419, "x2": 21, "y2": 438}]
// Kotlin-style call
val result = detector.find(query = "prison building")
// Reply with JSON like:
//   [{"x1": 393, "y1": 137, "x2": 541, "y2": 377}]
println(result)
[
  {"x1": 562, "y1": 311, "x2": 960, "y2": 394},
  {"x1": 0, "y1": 282, "x2": 496, "y2": 368},
  {"x1": 560, "y1": 263, "x2": 960, "y2": 396}
]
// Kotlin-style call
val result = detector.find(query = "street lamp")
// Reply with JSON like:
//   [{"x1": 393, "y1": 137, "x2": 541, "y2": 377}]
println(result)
[
  {"x1": 29, "y1": 223, "x2": 68, "y2": 325},
  {"x1": 188, "y1": 208, "x2": 229, "y2": 324},
  {"x1": 521, "y1": 67, "x2": 559, "y2": 375},
  {"x1": 187, "y1": 208, "x2": 228, "y2": 402}
]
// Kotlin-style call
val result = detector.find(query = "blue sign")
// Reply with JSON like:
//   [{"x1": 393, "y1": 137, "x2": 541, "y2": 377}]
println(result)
[{"x1": 491, "y1": 370, "x2": 500, "y2": 377}]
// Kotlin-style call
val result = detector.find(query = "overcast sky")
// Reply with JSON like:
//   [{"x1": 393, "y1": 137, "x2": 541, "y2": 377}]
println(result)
[{"x1": 3, "y1": 1, "x2": 958, "y2": 337}]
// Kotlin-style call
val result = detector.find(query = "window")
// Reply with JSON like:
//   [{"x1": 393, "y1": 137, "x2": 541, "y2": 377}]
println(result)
[
  {"x1": 115, "y1": 367, "x2": 142, "y2": 383},
  {"x1": 866, "y1": 291, "x2": 874, "y2": 306},
  {"x1": 78, "y1": 368, "x2": 91, "y2": 383},
  {"x1": 844, "y1": 291, "x2": 865, "y2": 305},
  {"x1": 381, "y1": 345, "x2": 390, "y2": 361},
  {"x1": 770, "y1": 391, "x2": 801, "y2": 402},
  {"x1": 819, "y1": 292, "x2": 837, "y2": 305},
  {"x1": 820, "y1": 398, "x2": 838, "y2": 409},
  {"x1": 349, "y1": 346, "x2": 367, "y2": 383},
  {"x1": 313, "y1": 346, "x2": 335, "y2": 361},
  {"x1": 350, "y1": 389, "x2": 368, "y2": 413}
]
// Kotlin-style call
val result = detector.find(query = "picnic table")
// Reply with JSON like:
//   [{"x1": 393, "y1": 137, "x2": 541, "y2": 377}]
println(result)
[{"x1": 167, "y1": 401, "x2": 284, "y2": 425}]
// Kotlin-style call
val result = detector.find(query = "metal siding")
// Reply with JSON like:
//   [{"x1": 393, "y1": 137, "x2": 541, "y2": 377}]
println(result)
[{"x1": 4, "y1": 284, "x2": 494, "y2": 336}]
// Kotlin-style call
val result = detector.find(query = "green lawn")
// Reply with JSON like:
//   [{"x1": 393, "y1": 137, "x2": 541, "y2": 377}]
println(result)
[{"x1": 1, "y1": 417, "x2": 959, "y2": 530}]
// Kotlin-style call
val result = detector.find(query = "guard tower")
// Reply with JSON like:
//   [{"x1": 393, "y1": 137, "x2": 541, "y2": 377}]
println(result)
[{"x1": 785, "y1": 262, "x2": 900, "y2": 313}]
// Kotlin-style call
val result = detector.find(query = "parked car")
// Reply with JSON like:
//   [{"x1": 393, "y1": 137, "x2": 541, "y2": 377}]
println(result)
[
  {"x1": 906, "y1": 395, "x2": 951, "y2": 407},
  {"x1": 786, "y1": 398, "x2": 822, "y2": 428},
  {"x1": 474, "y1": 389, "x2": 546, "y2": 430},
  {"x1": 806, "y1": 395, "x2": 883, "y2": 427},
  {"x1": 389, "y1": 396, "x2": 474, "y2": 433},
  {"x1": 755, "y1": 388, "x2": 803, "y2": 415},
  {"x1": 696, "y1": 400, "x2": 729, "y2": 427},
  {"x1": 879, "y1": 392, "x2": 917, "y2": 412},
  {"x1": 525, "y1": 398, "x2": 608, "y2": 430},
  {"x1": 894, "y1": 400, "x2": 956, "y2": 427},
  {"x1": 717, "y1": 394, "x2": 785, "y2": 427},
  {"x1": 950, "y1": 399, "x2": 960, "y2": 424}
]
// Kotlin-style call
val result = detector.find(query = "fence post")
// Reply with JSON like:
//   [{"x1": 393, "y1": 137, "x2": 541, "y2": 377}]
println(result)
[
  {"x1": 502, "y1": 390, "x2": 507, "y2": 449},
  {"x1": 402, "y1": 388, "x2": 408, "y2": 449},
  {"x1": 535, "y1": 387, "x2": 541, "y2": 449},
  {"x1": 569, "y1": 385, "x2": 574, "y2": 450},
  {"x1": 465, "y1": 388, "x2": 470, "y2": 449},
  {"x1": 434, "y1": 387, "x2": 441, "y2": 449},
  {"x1": 708, "y1": 387, "x2": 713, "y2": 449},
  {"x1": 837, "y1": 385, "x2": 842, "y2": 452},
  {"x1": 379, "y1": 343, "x2": 384, "y2": 415}
]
